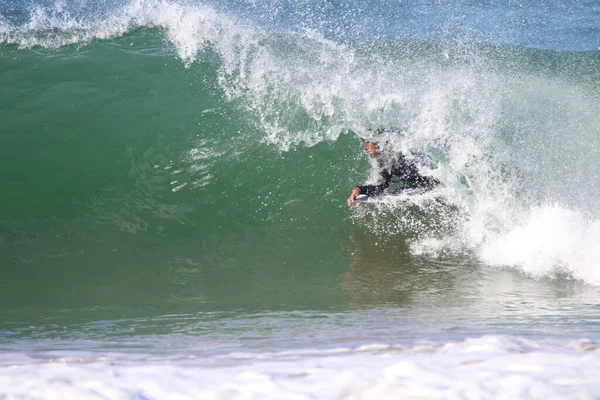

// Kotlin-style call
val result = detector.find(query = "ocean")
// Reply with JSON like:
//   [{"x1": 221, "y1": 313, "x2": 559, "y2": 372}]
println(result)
[{"x1": 1, "y1": 0, "x2": 600, "y2": 398}]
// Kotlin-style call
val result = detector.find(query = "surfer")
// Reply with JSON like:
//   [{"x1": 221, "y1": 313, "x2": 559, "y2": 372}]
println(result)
[{"x1": 347, "y1": 140, "x2": 440, "y2": 206}]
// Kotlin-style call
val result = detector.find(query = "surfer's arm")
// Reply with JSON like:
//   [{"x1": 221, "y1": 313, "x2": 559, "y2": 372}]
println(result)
[
  {"x1": 348, "y1": 181, "x2": 390, "y2": 205},
  {"x1": 357, "y1": 169, "x2": 391, "y2": 196},
  {"x1": 357, "y1": 183, "x2": 387, "y2": 196},
  {"x1": 348, "y1": 178, "x2": 389, "y2": 206},
  {"x1": 347, "y1": 187, "x2": 361, "y2": 206},
  {"x1": 348, "y1": 168, "x2": 391, "y2": 206}
]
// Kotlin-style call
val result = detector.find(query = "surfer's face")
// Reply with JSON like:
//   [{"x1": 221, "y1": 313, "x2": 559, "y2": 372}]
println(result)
[{"x1": 363, "y1": 141, "x2": 380, "y2": 158}]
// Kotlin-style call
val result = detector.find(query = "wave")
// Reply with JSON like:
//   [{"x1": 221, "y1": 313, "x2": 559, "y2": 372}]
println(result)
[
  {"x1": 0, "y1": 0, "x2": 228, "y2": 58},
  {"x1": 3, "y1": 0, "x2": 600, "y2": 286}
]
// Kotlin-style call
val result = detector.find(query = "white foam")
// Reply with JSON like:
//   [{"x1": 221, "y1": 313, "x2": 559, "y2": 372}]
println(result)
[
  {"x1": 364, "y1": 70, "x2": 600, "y2": 287},
  {"x1": 1, "y1": 0, "x2": 232, "y2": 63},
  {"x1": 1, "y1": 336, "x2": 600, "y2": 399},
  {"x1": 480, "y1": 204, "x2": 600, "y2": 285}
]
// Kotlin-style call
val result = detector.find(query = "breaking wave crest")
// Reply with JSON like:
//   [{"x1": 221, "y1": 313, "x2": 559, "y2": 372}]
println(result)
[{"x1": 3, "y1": 0, "x2": 600, "y2": 285}]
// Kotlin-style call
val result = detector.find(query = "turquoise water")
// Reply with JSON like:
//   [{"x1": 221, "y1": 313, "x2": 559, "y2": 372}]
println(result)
[{"x1": 2, "y1": 0, "x2": 600, "y2": 397}]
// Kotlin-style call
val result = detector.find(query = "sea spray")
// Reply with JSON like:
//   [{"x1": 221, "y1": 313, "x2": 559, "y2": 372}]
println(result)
[
  {"x1": 3, "y1": 2, "x2": 600, "y2": 396},
  {"x1": 2, "y1": 0, "x2": 600, "y2": 286}
]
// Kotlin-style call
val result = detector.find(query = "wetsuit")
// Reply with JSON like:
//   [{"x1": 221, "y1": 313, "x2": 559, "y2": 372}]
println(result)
[{"x1": 358, "y1": 152, "x2": 439, "y2": 197}]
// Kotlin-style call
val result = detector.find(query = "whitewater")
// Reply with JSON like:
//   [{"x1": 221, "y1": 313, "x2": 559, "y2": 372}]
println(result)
[{"x1": 1, "y1": 0, "x2": 600, "y2": 398}]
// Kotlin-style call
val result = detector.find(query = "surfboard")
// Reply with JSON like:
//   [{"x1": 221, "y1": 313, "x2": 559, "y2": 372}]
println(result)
[{"x1": 354, "y1": 187, "x2": 432, "y2": 204}]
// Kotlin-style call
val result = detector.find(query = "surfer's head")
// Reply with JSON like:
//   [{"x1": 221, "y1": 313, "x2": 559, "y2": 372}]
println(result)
[{"x1": 362, "y1": 141, "x2": 380, "y2": 158}]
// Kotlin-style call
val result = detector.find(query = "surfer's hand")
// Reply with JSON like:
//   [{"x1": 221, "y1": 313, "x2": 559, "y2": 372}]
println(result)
[{"x1": 347, "y1": 187, "x2": 361, "y2": 206}]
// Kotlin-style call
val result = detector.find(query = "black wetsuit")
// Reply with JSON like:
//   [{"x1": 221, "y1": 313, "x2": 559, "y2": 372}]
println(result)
[{"x1": 358, "y1": 153, "x2": 439, "y2": 197}]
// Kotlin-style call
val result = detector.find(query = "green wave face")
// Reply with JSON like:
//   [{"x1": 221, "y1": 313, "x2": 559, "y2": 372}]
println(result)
[{"x1": 2, "y1": 0, "x2": 600, "y2": 324}]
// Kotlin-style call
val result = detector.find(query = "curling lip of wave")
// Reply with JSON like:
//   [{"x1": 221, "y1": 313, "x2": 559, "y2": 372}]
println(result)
[{"x1": 0, "y1": 0, "x2": 236, "y2": 65}]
